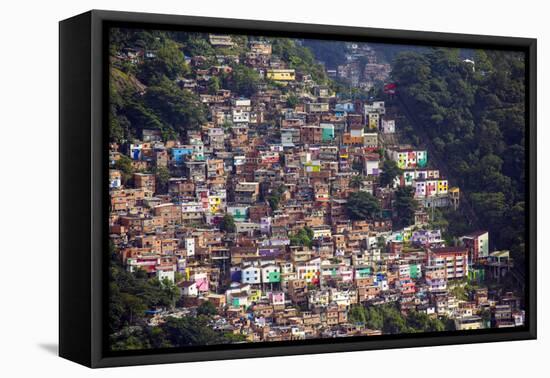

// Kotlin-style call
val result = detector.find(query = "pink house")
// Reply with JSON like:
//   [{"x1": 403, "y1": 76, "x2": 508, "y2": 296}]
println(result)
[
  {"x1": 426, "y1": 180, "x2": 438, "y2": 197},
  {"x1": 193, "y1": 272, "x2": 209, "y2": 292},
  {"x1": 269, "y1": 292, "x2": 285, "y2": 306},
  {"x1": 397, "y1": 278, "x2": 416, "y2": 295}
]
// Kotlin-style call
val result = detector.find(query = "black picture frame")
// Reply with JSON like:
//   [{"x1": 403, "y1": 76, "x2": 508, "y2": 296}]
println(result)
[{"x1": 59, "y1": 9, "x2": 537, "y2": 368}]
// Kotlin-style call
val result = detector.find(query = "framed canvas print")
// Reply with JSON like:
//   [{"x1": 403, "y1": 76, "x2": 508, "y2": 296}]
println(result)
[{"x1": 59, "y1": 10, "x2": 537, "y2": 368}]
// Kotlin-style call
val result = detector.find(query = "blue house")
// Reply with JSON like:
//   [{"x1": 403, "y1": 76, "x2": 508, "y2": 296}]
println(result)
[
  {"x1": 335, "y1": 102, "x2": 355, "y2": 116},
  {"x1": 172, "y1": 147, "x2": 194, "y2": 164},
  {"x1": 230, "y1": 267, "x2": 242, "y2": 283},
  {"x1": 129, "y1": 143, "x2": 142, "y2": 160}
]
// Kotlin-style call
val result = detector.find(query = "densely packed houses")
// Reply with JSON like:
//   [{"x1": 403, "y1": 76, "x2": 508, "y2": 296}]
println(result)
[{"x1": 109, "y1": 35, "x2": 524, "y2": 342}]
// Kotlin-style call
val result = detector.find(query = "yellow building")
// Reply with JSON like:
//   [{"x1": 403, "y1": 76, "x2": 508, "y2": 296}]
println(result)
[
  {"x1": 266, "y1": 69, "x2": 296, "y2": 81},
  {"x1": 437, "y1": 180, "x2": 449, "y2": 194},
  {"x1": 248, "y1": 289, "x2": 262, "y2": 302},
  {"x1": 209, "y1": 195, "x2": 222, "y2": 214},
  {"x1": 403, "y1": 229, "x2": 413, "y2": 242},
  {"x1": 449, "y1": 187, "x2": 460, "y2": 209},
  {"x1": 368, "y1": 113, "x2": 380, "y2": 129},
  {"x1": 455, "y1": 316, "x2": 483, "y2": 330},
  {"x1": 396, "y1": 152, "x2": 407, "y2": 169}
]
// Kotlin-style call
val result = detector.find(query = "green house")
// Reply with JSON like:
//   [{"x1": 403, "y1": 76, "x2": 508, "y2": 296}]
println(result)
[
  {"x1": 468, "y1": 267, "x2": 486, "y2": 283},
  {"x1": 321, "y1": 124, "x2": 335, "y2": 142},
  {"x1": 356, "y1": 267, "x2": 372, "y2": 278},
  {"x1": 417, "y1": 150, "x2": 428, "y2": 167},
  {"x1": 265, "y1": 271, "x2": 281, "y2": 283},
  {"x1": 409, "y1": 264, "x2": 421, "y2": 279}
]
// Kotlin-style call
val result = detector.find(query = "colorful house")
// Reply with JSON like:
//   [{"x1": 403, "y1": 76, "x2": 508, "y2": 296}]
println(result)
[
  {"x1": 381, "y1": 119, "x2": 395, "y2": 134},
  {"x1": 390, "y1": 149, "x2": 428, "y2": 169},
  {"x1": 172, "y1": 147, "x2": 194, "y2": 164},
  {"x1": 304, "y1": 160, "x2": 321, "y2": 173},
  {"x1": 355, "y1": 266, "x2": 372, "y2": 279},
  {"x1": 193, "y1": 272, "x2": 209, "y2": 292},
  {"x1": 208, "y1": 195, "x2": 223, "y2": 214},
  {"x1": 426, "y1": 179, "x2": 438, "y2": 197},
  {"x1": 129, "y1": 143, "x2": 143, "y2": 160},
  {"x1": 261, "y1": 264, "x2": 281, "y2": 284},
  {"x1": 437, "y1": 179, "x2": 448, "y2": 194},
  {"x1": 266, "y1": 69, "x2": 296, "y2": 81},
  {"x1": 416, "y1": 150, "x2": 428, "y2": 167},
  {"x1": 268, "y1": 292, "x2": 285, "y2": 306},
  {"x1": 320, "y1": 123, "x2": 335, "y2": 142},
  {"x1": 248, "y1": 288, "x2": 262, "y2": 302},
  {"x1": 242, "y1": 265, "x2": 261, "y2": 284},
  {"x1": 227, "y1": 204, "x2": 249, "y2": 221},
  {"x1": 368, "y1": 112, "x2": 380, "y2": 129},
  {"x1": 409, "y1": 264, "x2": 422, "y2": 279},
  {"x1": 461, "y1": 231, "x2": 489, "y2": 263}
]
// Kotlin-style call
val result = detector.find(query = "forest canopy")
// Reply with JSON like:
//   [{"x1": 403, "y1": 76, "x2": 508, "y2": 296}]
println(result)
[{"x1": 391, "y1": 48, "x2": 526, "y2": 267}]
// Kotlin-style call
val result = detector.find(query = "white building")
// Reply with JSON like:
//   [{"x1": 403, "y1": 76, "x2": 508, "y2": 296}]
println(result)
[
  {"x1": 185, "y1": 237, "x2": 195, "y2": 257},
  {"x1": 241, "y1": 265, "x2": 261, "y2": 284},
  {"x1": 179, "y1": 281, "x2": 198, "y2": 297},
  {"x1": 381, "y1": 119, "x2": 395, "y2": 134},
  {"x1": 157, "y1": 268, "x2": 175, "y2": 284}
]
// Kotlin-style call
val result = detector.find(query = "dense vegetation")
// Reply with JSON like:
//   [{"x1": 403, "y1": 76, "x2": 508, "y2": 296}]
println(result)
[
  {"x1": 266, "y1": 185, "x2": 287, "y2": 211},
  {"x1": 379, "y1": 159, "x2": 403, "y2": 188},
  {"x1": 391, "y1": 48, "x2": 526, "y2": 268},
  {"x1": 393, "y1": 187, "x2": 419, "y2": 229},
  {"x1": 302, "y1": 39, "x2": 347, "y2": 69},
  {"x1": 271, "y1": 38, "x2": 328, "y2": 84},
  {"x1": 346, "y1": 191, "x2": 381, "y2": 220},
  {"x1": 290, "y1": 226, "x2": 314, "y2": 248},
  {"x1": 109, "y1": 30, "x2": 207, "y2": 143},
  {"x1": 109, "y1": 255, "x2": 179, "y2": 334},
  {"x1": 348, "y1": 303, "x2": 455, "y2": 334},
  {"x1": 220, "y1": 214, "x2": 236, "y2": 233},
  {"x1": 109, "y1": 30, "x2": 329, "y2": 144},
  {"x1": 370, "y1": 43, "x2": 427, "y2": 65},
  {"x1": 109, "y1": 249, "x2": 244, "y2": 351}
]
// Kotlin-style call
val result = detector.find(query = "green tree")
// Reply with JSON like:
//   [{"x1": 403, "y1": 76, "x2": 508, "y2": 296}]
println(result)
[
  {"x1": 406, "y1": 311, "x2": 446, "y2": 332},
  {"x1": 350, "y1": 175, "x2": 364, "y2": 189},
  {"x1": 161, "y1": 317, "x2": 225, "y2": 346},
  {"x1": 220, "y1": 214, "x2": 236, "y2": 233},
  {"x1": 197, "y1": 301, "x2": 218, "y2": 316},
  {"x1": 271, "y1": 38, "x2": 328, "y2": 84},
  {"x1": 155, "y1": 166, "x2": 171, "y2": 193},
  {"x1": 267, "y1": 185, "x2": 286, "y2": 211},
  {"x1": 346, "y1": 192, "x2": 381, "y2": 220},
  {"x1": 470, "y1": 192, "x2": 507, "y2": 224},
  {"x1": 365, "y1": 306, "x2": 384, "y2": 330},
  {"x1": 381, "y1": 305, "x2": 409, "y2": 334},
  {"x1": 158, "y1": 278, "x2": 179, "y2": 309},
  {"x1": 290, "y1": 227, "x2": 314, "y2": 247},
  {"x1": 143, "y1": 77, "x2": 207, "y2": 136},
  {"x1": 114, "y1": 155, "x2": 134, "y2": 184},
  {"x1": 393, "y1": 186, "x2": 418, "y2": 229},
  {"x1": 391, "y1": 47, "x2": 526, "y2": 266},
  {"x1": 224, "y1": 64, "x2": 261, "y2": 97},
  {"x1": 208, "y1": 76, "x2": 221, "y2": 94},
  {"x1": 119, "y1": 292, "x2": 147, "y2": 324},
  {"x1": 184, "y1": 36, "x2": 215, "y2": 58},
  {"x1": 286, "y1": 94, "x2": 299, "y2": 108},
  {"x1": 348, "y1": 305, "x2": 367, "y2": 324},
  {"x1": 379, "y1": 160, "x2": 403, "y2": 187},
  {"x1": 137, "y1": 38, "x2": 190, "y2": 84}
]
